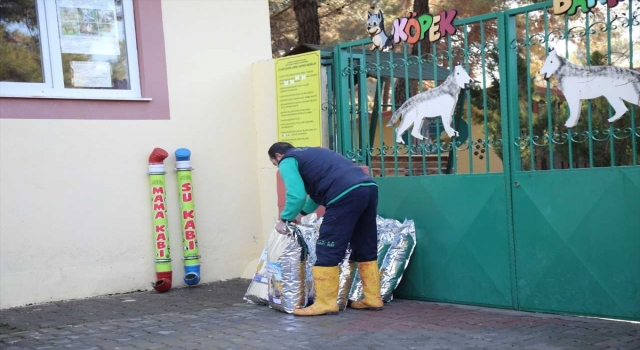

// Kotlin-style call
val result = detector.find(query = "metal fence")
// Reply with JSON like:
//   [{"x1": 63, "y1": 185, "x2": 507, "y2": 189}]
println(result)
[
  {"x1": 323, "y1": 0, "x2": 639, "y2": 321},
  {"x1": 329, "y1": 1, "x2": 638, "y2": 176},
  {"x1": 508, "y1": 1, "x2": 639, "y2": 171}
]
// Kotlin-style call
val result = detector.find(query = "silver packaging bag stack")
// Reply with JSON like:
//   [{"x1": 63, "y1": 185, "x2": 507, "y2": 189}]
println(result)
[
  {"x1": 246, "y1": 214, "x2": 415, "y2": 311},
  {"x1": 379, "y1": 219, "x2": 416, "y2": 302},
  {"x1": 349, "y1": 216, "x2": 416, "y2": 303},
  {"x1": 337, "y1": 246, "x2": 353, "y2": 310},
  {"x1": 348, "y1": 216, "x2": 396, "y2": 301},
  {"x1": 297, "y1": 214, "x2": 322, "y2": 305},
  {"x1": 266, "y1": 224, "x2": 310, "y2": 314},
  {"x1": 300, "y1": 214, "x2": 352, "y2": 310}
]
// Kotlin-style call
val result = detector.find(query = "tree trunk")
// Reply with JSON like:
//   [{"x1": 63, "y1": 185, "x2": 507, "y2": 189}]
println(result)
[
  {"x1": 393, "y1": 0, "x2": 430, "y2": 108},
  {"x1": 382, "y1": 77, "x2": 391, "y2": 111},
  {"x1": 293, "y1": 0, "x2": 320, "y2": 45}
]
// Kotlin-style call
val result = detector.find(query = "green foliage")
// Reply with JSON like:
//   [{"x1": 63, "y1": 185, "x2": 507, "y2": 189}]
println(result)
[
  {"x1": 0, "y1": 24, "x2": 43, "y2": 82},
  {"x1": 0, "y1": 0, "x2": 38, "y2": 30},
  {"x1": 269, "y1": 0, "x2": 513, "y2": 57},
  {"x1": 0, "y1": 0, "x2": 42, "y2": 82}
]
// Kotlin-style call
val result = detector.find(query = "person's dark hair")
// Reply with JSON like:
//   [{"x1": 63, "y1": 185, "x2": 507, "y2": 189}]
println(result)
[{"x1": 268, "y1": 142, "x2": 294, "y2": 159}]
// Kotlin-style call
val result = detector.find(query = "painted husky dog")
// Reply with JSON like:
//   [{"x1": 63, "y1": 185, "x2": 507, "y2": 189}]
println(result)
[
  {"x1": 366, "y1": 9, "x2": 393, "y2": 52},
  {"x1": 387, "y1": 64, "x2": 474, "y2": 144},
  {"x1": 539, "y1": 48, "x2": 640, "y2": 128}
]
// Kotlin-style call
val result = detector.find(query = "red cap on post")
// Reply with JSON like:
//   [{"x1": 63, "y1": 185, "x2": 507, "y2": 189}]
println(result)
[
  {"x1": 148, "y1": 148, "x2": 169, "y2": 165},
  {"x1": 152, "y1": 272, "x2": 172, "y2": 293}
]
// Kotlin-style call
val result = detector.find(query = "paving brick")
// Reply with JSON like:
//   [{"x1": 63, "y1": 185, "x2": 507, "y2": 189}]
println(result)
[
  {"x1": 619, "y1": 339, "x2": 640, "y2": 350},
  {"x1": 594, "y1": 338, "x2": 634, "y2": 347},
  {"x1": 1, "y1": 279, "x2": 638, "y2": 350}
]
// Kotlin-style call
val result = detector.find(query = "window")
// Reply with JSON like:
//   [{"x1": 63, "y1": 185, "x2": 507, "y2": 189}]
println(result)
[{"x1": 0, "y1": 0, "x2": 141, "y2": 99}]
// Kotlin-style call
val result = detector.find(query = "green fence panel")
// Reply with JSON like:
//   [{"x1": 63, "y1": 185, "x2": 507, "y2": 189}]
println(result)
[
  {"x1": 505, "y1": 0, "x2": 640, "y2": 320},
  {"x1": 511, "y1": 167, "x2": 640, "y2": 320},
  {"x1": 380, "y1": 175, "x2": 514, "y2": 308},
  {"x1": 328, "y1": 0, "x2": 639, "y2": 320}
]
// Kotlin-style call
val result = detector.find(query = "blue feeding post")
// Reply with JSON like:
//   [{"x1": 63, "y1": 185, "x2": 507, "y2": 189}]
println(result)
[{"x1": 175, "y1": 148, "x2": 201, "y2": 286}]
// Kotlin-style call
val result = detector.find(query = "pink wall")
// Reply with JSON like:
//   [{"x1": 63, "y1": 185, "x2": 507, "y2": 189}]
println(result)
[{"x1": 0, "y1": 1, "x2": 170, "y2": 120}]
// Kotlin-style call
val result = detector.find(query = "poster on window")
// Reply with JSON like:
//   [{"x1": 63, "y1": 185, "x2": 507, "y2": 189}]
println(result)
[
  {"x1": 71, "y1": 61, "x2": 112, "y2": 87},
  {"x1": 57, "y1": 0, "x2": 120, "y2": 56}
]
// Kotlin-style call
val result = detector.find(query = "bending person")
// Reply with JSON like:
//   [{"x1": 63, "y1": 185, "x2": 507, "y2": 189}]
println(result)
[{"x1": 268, "y1": 142, "x2": 383, "y2": 316}]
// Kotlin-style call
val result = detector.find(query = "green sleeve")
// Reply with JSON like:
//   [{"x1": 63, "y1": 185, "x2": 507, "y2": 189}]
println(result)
[
  {"x1": 302, "y1": 197, "x2": 320, "y2": 214},
  {"x1": 279, "y1": 158, "x2": 307, "y2": 221}
]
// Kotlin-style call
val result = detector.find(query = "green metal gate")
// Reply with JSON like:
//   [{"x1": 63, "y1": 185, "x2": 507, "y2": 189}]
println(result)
[{"x1": 328, "y1": 0, "x2": 639, "y2": 320}]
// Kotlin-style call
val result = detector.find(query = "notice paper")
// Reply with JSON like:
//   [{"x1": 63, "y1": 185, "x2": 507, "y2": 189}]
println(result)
[
  {"x1": 71, "y1": 61, "x2": 112, "y2": 87},
  {"x1": 57, "y1": 0, "x2": 120, "y2": 56}
]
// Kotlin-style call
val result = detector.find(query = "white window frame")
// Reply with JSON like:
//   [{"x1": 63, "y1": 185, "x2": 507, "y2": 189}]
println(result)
[{"x1": 0, "y1": 0, "x2": 143, "y2": 100}]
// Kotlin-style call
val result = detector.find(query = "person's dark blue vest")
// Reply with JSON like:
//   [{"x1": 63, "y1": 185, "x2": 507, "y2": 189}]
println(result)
[{"x1": 281, "y1": 147, "x2": 374, "y2": 206}]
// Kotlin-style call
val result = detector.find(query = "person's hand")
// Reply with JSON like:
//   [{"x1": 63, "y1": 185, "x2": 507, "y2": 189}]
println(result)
[
  {"x1": 294, "y1": 213, "x2": 303, "y2": 224},
  {"x1": 275, "y1": 221, "x2": 289, "y2": 235}
]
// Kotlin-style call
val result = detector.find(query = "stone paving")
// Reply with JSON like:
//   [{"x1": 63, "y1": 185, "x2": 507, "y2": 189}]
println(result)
[{"x1": 1, "y1": 278, "x2": 638, "y2": 350}]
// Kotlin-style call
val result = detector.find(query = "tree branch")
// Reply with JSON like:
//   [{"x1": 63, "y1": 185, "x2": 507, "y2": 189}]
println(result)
[
  {"x1": 317, "y1": 0, "x2": 352, "y2": 19},
  {"x1": 270, "y1": 2, "x2": 293, "y2": 20}
]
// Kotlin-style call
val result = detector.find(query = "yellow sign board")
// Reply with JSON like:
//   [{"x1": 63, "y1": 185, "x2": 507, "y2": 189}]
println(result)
[{"x1": 275, "y1": 51, "x2": 322, "y2": 147}]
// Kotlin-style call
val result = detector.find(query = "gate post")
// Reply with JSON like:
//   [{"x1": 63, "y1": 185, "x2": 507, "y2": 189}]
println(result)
[
  {"x1": 497, "y1": 11, "x2": 520, "y2": 310},
  {"x1": 333, "y1": 44, "x2": 353, "y2": 157}
]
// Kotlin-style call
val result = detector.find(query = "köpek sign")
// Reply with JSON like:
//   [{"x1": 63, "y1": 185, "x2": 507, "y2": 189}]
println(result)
[
  {"x1": 366, "y1": 7, "x2": 459, "y2": 51},
  {"x1": 392, "y1": 10, "x2": 458, "y2": 44}
]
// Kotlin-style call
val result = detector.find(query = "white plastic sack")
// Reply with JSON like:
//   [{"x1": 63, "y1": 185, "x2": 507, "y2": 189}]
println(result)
[{"x1": 243, "y1": 246, "x2": 269, "y2": 304}]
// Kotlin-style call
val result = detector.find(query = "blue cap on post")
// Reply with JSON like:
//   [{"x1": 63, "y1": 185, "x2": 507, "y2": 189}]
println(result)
[
  {"x1": 175, "y1": 148, "x2": 191, "y2": 161},
  {"x1": 183, "y1": 265, "x2": 201, "y2": 286}
]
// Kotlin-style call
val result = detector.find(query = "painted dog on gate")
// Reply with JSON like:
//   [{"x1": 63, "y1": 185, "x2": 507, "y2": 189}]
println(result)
[
  {"x1": 539, "y1": 48, "x2": 640, "y2": 128},
  {"x1": 366, "y1": 9, "x2": 394, "y2": 52},
  {"x1": 387, "y1": 64, "x2": 474, "y2": 144}
]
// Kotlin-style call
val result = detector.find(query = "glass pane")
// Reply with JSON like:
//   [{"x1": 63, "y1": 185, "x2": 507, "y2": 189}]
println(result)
[
  {"x1": 0, "y1": 0, "x2": 44, "y2": 83},
  {"x1": 55, "y1": 0, "x2": 130, "y2": 90}
]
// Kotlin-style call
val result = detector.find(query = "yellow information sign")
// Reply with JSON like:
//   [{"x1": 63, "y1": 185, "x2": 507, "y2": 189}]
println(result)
[{"x1": 275, "y1": 51, "x2": 322, "y2": 147}]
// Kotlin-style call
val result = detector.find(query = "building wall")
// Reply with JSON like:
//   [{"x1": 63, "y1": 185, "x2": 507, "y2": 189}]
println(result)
[
  {"x1": 244, "y1": 59, "x2": 279, "y2": 277},
  {"x1": 0, "y1": 0, "x2": 272, "y2": 309}
]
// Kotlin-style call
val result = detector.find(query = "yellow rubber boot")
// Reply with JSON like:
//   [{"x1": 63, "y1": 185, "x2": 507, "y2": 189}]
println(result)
[
  {"x1": 294, "y1": 266, "x2": 340, "y2": 316},
  {"x1": 350, "y1": 260, "x2": 384, "y2": 310}
]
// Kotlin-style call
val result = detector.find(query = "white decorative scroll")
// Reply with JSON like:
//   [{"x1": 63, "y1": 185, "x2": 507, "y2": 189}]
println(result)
[
  {"x1": 387, "y1": 64, "x2": 475, "y2": 144},
  {"x1": 71, "y1": 61, "x2": 112, "y2": 87},
  {"x1": 57, "y1": 0, "x2": 120, "y2": 56},
  {"x1": 539, "y1": 48, "x2": 640, "y2": 128}
]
